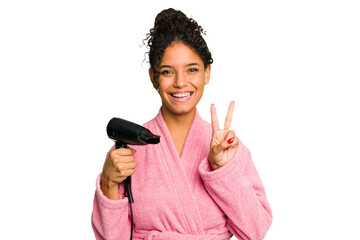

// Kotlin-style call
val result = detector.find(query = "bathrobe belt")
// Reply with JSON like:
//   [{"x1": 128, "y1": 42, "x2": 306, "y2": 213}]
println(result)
[{"x1": 133, "y1": 230, "x2": 232, "y2": 240}]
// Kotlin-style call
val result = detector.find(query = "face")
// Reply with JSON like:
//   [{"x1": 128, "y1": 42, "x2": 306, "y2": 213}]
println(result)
[{"x1": 150, "y1": 42, "x2": 211, "y2": 117}]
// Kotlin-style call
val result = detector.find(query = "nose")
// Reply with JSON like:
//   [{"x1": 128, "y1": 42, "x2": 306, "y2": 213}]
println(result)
[{"x1": 174, "y1": 72, "x2": 187, "y2": 88}]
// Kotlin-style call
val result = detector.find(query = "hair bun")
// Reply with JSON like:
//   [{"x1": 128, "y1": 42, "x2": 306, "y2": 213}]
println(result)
[{"x1": 154, "y1": 8, "x2": 199, "y2": 35}]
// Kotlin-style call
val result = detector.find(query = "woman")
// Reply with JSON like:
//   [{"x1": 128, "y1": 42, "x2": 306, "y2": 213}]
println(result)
[{"x1": 92, "y1": 8, "x2": 272, "y2": 240}]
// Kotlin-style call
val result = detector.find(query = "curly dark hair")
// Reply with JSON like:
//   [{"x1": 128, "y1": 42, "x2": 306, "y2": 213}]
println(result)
[{"x1": 144, "y1": 8, "x2": 213, "y2": 83}]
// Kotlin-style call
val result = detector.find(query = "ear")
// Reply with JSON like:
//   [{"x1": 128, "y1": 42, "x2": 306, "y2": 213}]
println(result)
[
  {"x1": 149, "y1": 68, "x2": 158, "y2": 89},
  {"x1": 204, "y1": 64, "x2": 211, "y2": 85}
]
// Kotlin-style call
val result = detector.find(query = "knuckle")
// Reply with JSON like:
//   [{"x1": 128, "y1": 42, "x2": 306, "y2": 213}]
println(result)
[
  {"x1": 113, "y1": 158, "x2": 120, "y2": 165},
  {"x1": 116, "y1": 163, "x2": 125, "y2": 172},
  {"x1": 116, "y1": 166, "x2": 123, "y2": 173},
  {"x1": 109, "y1": 151, "x2": 116, "y2": 159}
]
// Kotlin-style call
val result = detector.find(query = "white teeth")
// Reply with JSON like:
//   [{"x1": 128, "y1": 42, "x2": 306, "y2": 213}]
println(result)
[{"x1": 171, "y1": 92, "x2": 191, "y2": 98}]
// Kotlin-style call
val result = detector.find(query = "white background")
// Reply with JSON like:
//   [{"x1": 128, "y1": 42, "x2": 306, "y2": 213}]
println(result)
[{"x1": 1, "y1": 0, "x2": 359, "y2": 239}]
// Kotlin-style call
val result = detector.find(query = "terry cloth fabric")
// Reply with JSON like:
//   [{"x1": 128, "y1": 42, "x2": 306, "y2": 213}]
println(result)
[{"x1": 92, "y1": 108, "x2": 272, "y2": 240}]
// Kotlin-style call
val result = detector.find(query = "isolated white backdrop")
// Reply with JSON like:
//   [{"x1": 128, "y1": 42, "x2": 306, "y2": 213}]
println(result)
[{"x1": 1, "y1": 0, "x2": 359, "y2": 239}]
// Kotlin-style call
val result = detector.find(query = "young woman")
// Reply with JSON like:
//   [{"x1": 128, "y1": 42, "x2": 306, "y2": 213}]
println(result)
[{"x1": 92, "y1": 8, "x2": 272, "y2": 240}]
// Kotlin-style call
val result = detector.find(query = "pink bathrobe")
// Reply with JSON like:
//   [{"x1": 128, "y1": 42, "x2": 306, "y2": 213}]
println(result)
[{"x1": 92, "y1": 109, "x2": 272, "y2": 240}]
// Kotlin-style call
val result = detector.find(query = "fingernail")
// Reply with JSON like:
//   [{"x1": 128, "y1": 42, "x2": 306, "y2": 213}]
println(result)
[{"x1": 227, "y1": 138, "x2": 234, "y2": 144}]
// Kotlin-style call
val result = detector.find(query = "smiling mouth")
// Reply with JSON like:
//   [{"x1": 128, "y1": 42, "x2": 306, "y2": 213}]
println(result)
[{"x1": 170, "y1": 92, "x2": 193, "y2": 98}]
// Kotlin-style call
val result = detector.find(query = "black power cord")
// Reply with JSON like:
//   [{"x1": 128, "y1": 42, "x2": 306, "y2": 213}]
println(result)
[
  {"x1": 124, "y1": 178, "x2": 134, "y2": 240},
  {"x1": 129, "y1": 202, "x2": 133, "y2": 240}
]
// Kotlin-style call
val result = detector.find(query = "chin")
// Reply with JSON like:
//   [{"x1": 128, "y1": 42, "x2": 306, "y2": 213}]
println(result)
[
  {"x1": 173, "y1": 106, "x2": 195, "y2": 115},
  {"x1": 163, "y1": 103, "x2": 196, "y2": 116}
]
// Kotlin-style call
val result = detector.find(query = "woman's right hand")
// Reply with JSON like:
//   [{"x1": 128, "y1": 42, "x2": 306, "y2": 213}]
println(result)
[{"x1": 100, "y1": 148, "x2": 137, "y2": 200}]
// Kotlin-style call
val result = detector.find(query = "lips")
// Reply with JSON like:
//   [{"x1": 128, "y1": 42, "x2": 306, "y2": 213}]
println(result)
[
  {"x1": 169, "y1": 91, "x2": 193, "y2": 102},
  {"x1": 170, "y1": 92, "x2": 193, "y2": 98}
]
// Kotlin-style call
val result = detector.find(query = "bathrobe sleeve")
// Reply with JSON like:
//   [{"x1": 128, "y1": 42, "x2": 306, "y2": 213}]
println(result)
[
  {"x1": 199, "y1": 142, "x2": 273, "y2": 240},
  {"x1": 91, "y1": 149, "x2": 131, "y2": 240}
]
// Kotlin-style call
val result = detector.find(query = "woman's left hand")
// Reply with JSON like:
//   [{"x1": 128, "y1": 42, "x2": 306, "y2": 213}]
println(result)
[{"x1": 209, "y1": 101, "x2": 239, "y2": 170}]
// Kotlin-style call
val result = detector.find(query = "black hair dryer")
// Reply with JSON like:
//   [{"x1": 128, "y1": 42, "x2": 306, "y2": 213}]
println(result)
[{"x1": 106, "y1": 117, "x2": 160, "y2": 203}]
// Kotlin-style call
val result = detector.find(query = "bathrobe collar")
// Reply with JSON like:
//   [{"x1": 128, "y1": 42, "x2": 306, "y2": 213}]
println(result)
[{"x1": 152, "y1": 107, "x2": 210, "y2": 234}]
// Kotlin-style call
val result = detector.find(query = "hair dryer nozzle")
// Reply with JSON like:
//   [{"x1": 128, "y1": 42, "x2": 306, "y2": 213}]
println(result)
[{"x1": 138, "y1": 128, "x2": 160, "y2": 144}]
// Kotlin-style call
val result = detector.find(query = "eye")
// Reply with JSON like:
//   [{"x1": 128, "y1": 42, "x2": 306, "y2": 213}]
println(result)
[
  {"x1": 161, "y1": 69, "x2": 172, "y2": 75},
  {"x1": 188, "y1": 68, "x2": 199, "y2": 73}
]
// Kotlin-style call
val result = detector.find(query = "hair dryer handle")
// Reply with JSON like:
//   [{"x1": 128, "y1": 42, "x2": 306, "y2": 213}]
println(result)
[{"x1": 115, "y1": 141, "x2": 134, "y2": 203}]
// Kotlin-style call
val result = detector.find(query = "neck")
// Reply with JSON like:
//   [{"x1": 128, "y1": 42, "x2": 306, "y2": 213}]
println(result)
[{"x1": 161, "y1": 106, "x2": 196, "y2": 132}]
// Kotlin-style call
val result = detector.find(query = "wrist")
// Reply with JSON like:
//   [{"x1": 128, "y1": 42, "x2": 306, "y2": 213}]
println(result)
[
  {"x1": 209, "y1": 158, "x2": 221, "y2": 171},
  {"x1": 101, "y1": 174, "x2": 117, "y2": 189},
  {"x1": 100, "y1": 174, "x2": 120, "y2": 200}
]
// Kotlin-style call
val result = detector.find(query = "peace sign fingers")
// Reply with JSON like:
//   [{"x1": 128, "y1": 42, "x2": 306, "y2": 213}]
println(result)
[
  {"x1": 211, "y1": 103, "x2": 220, "y2": 132},
  {"x1": 224, "y1": 101, "x2": 235, "y2": 130},
  {"x1": 211, "y1": 101, "x2": 235, "y2": 132}
]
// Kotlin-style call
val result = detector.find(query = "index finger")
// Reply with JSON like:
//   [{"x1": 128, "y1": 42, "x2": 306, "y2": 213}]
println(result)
[
  {"x1": 224, "y1": 101, "x2": 235, "y2": 130},
  {"x1": 113, "y1": 148, "x2": 136, "y2": 156},
  {"x1": 211, "y1": 104, "x2": 219, "y2": 132}
]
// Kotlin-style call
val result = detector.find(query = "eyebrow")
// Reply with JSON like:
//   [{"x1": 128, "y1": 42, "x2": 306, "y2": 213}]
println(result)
[{"x1": 159, "y1": 62, "x2": 201, "y2": 70}]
